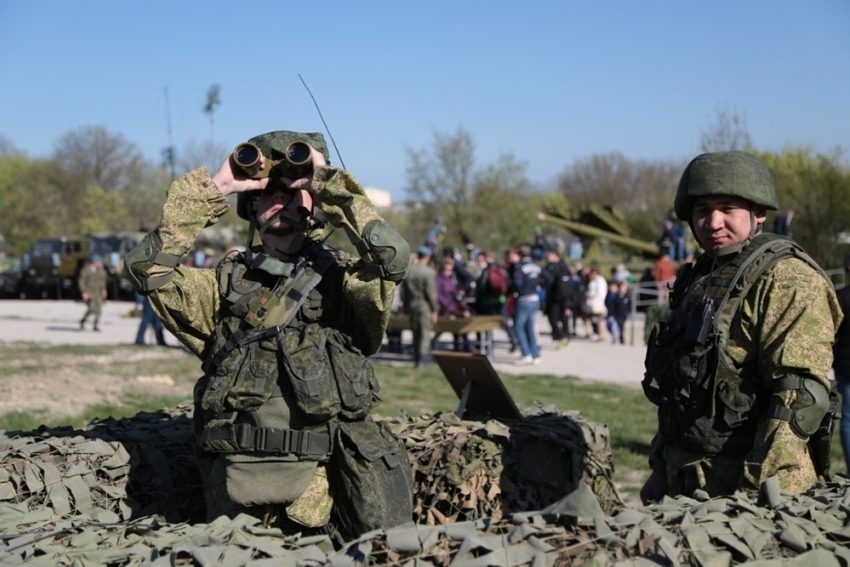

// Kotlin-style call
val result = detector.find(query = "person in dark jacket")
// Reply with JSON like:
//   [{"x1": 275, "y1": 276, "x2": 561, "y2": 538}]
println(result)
[
  {"x1": 544, "y1": 249, "x2": 576, "y2": 348},
  {"x1": 611, "y1": 281, "x2": 632, "y2": 345},
  {"x1": 834, "y1": 254, "x2": 850, "y2": 472},
  {"x1": 510, "y1": 245, "x2": 553, "y2": 364}
]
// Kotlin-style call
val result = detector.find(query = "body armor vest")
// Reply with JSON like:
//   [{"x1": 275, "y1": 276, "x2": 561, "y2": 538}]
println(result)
[
  {"x1": 642, "y1": 233, "x2": 829, "y2": 455},
  {"x1": 197, "y1": 245, "x2": 381, "y2": 458}
]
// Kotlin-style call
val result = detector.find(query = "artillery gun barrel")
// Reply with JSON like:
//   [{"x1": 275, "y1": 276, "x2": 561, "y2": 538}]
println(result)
[{"x1": 538, "y1": 212, "x2": 660, "y2": 255}]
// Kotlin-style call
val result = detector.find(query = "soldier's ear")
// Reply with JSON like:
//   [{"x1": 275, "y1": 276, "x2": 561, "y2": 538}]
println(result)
[{"x1": 753, "y1": 205, "x2": 767, "y2": 225}]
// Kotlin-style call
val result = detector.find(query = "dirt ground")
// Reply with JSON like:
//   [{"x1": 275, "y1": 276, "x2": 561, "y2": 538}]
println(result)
[{"x1": 0, "y1": 343, "x2": 199, "y2": 421}]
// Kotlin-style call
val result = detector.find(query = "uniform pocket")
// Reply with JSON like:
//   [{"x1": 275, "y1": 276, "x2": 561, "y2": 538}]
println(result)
[
  {"x1": 328, "y1": 420, "x2": 413, "y2": 540},
  {"x1": 281, "y1": 326, "x2": 340, "y2": 423},
  {"x1": 224, "y1": 453, "x2": 317, "y2": 506},
  {"x1": 717, "y1": 372, "x2": 763, "y2": 429},
  {"x1": 326, "y1": 333, "x2": 378, "y2": 420}
]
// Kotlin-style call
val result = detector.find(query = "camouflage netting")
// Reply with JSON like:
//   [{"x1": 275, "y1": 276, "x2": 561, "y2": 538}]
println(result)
[
  {"x1": 0, "y1": 404, "x2": 620, "y2": 528},
  {"x1": 0, "y1": 403, "x2": 204, "y2": 525},
  {"x1": 385, "y1": 405, "x2": 623, "y2": 521},
  {"x1": 3, "y1": 478, "x2": 850, "y2": 565},
  {"x1": 3, "y1": 405, "x2": 850, "y2": 565}
]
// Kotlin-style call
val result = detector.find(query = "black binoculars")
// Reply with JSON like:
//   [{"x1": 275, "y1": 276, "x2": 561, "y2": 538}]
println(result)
[{"x1": 232, "y1": 141, "x2": 313, "y2": 179}]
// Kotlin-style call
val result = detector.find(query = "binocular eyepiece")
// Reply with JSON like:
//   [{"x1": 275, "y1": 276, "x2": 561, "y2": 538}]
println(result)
[{"x1": 232, "y1": 141, "x2": 313, "y2": 179}]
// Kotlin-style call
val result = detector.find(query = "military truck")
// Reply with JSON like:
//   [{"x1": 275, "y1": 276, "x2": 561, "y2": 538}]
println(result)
[
  {"x1": 18, "y1": 232, "x2": 145, "y2": 300},
  {"x1": 19, "y1": 236, "x2": 91, "y2": 299}
]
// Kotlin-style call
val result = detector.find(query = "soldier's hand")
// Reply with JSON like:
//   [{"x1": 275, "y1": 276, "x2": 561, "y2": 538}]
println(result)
[
  {"x1": 212, "y1": 153, "x2": 270, "y2": 197},
  {"x1": 277, "y1": 145, "x2": 327, "y2": 196}
]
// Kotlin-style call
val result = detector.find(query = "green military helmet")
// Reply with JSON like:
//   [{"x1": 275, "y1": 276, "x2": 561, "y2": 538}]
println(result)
[
  {"x1": 236, "y1": 130, "x2": 331, "y2": 220},
  {"x1": 674, "y1": 151, "x2": 779, "y2": 221}
]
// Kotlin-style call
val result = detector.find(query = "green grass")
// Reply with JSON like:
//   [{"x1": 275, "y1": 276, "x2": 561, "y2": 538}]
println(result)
[{"x1": 0, "y1": 394, "x2": 192, "y2": 432}]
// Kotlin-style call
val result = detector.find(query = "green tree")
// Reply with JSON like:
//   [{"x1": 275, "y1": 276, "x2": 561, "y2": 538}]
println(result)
[
  {"x1": 755, "y1": 147, "x2": 850, "y2": 269},
  {"x1": 0, "y1": 152, "x2": 65, "y2": 255}
]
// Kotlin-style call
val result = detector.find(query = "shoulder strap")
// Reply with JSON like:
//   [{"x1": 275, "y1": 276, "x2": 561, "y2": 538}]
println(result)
[
  {"x1": 713, "y1": 233, "x2": 829, "y2": 349},
  {"x1": 204, "y1": 249, "x2": 338, "y2": 380}
]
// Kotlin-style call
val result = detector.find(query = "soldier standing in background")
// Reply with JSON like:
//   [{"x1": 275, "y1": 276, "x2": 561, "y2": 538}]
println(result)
[
  {"x1": 641, "y1": 152, "x2": 841, "y2": 503},
  {"x1": 402, "y1": 247, "x2": 439, "y2": 367},
  {"x1": 78, "y1": 254, "x2": 107, "y2": 331}
]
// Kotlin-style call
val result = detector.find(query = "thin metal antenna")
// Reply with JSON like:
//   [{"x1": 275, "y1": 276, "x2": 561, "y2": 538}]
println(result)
[{"x1": 298, "y1": 74, "x2": 346, "y2": 170}]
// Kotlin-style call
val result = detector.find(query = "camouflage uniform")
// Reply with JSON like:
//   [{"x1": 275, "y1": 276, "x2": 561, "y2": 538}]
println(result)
[
  {"x1": 78, "y1": 261, "x2": 107, "y2": 329},
  {"x1": 126, "y1": 144, "x2": 413, "y2": 539},
  {"x1": 643, "y1": 152, "x2": 842, "y2": 498},
  {"x1": 646, "y1": 252, "x2": 840, "y2": 496}
]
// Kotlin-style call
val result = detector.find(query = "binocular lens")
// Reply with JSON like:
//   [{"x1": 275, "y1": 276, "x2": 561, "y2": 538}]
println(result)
[
  {"x1": 287, "y1": 142, "x2": 311, "y2": 165},
  {"x1": 234, "y1": 144, "x2": 260, "y2": 168}
]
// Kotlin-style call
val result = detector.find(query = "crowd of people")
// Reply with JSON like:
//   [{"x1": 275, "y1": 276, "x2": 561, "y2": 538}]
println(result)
[{"x1": 394, "y1": 233, "x2": 674, "y2": 367}]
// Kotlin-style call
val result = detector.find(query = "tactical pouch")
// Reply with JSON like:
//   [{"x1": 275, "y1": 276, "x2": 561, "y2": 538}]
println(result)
[
  {"x1": 326, "y1": 331, "x2": 379, "y2": 420},
  {"x1": 716, "y1": 369, "x2": 766, "y2": 432},
  {"x1": 224, "y1": 453, "x2": 318, "y2": 506},
  {"x1": 282, "y1": 326, "x2": 341, "y2": 423},
  {"x1": 328, "y1": 419, "x2": 413, "y2": 540}
]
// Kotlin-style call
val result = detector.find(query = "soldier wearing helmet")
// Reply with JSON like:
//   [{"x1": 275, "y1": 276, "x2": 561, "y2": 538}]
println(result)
[
  {"x1": 124, "y1": 131, "x2": 412, "y2": 543},
  {"x1": 640, "y1": 152, "x2": 842, "y2": 504},
  {"x1": 78, "y1": 253, "x2": 107, "y2": 331}
]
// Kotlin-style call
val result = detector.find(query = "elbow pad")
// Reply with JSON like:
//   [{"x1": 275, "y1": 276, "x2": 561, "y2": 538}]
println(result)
[
  {"x1": 356, "y1": 220, "x2": 410, "y2": 282},
  {"x1": 124, "y1": 233, "x2": 186, "y2": 293},
  {"x1": 768, "y1": 376, "x2": 830, "y2": 437}
]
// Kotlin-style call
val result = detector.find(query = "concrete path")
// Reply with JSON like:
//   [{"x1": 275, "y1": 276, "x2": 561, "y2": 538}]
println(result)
[{"x1": 0, "y1": 300, "x2": 649, "y2": 386}]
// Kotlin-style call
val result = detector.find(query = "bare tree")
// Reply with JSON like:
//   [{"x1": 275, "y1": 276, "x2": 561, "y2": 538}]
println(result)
[
  {"x1": 700, "y1": 102, "x2": 753, "y2": 153},
  {"x1": 177, "y1": 138, "x2": 229, "y2": 177},
  {"x1": 556, "y1": 153, "x2": 684, "y2": 241}
]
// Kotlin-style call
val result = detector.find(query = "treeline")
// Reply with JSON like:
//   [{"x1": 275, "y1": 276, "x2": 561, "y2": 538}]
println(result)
[
  {"x1": 2, "y1": 125, "x2": 849, "y2": 269},
  {"x1": 398, "y1": 126, "x2": 850, "y2": 271}
]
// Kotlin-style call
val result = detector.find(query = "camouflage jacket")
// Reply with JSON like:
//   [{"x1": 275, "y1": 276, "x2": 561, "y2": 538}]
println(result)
[
  {"x1": 401, "y1": 263, "x2": 438, "y2": 314},
  {"x1": 136, "y1": 166, "x2": 396, "y2": 359},
  {"x1": 648, "y1": 250, "x2": 841, "y2": 496},
  {"x1": 78, "y1": 264, "x2": 107, "y2": 296}
]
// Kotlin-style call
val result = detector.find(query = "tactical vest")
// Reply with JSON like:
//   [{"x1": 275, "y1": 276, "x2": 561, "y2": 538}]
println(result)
[
  {"x1": 197, "y1": 246, "x2": 381, "y2": 459},
  {"x1": 642, "y1": 233, "x2": 830, "y2": 456}
]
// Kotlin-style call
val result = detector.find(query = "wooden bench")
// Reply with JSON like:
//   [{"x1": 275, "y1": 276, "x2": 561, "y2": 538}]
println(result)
[{"x1": 386, "y1": 314, "x2": 505, "y2": 359}]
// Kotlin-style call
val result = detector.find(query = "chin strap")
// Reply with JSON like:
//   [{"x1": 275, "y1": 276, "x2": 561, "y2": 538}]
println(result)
[
  {"x1": 707, "y1": 209, "x2": 762, "y2": 260},
  {"x1": 245, "y1": 196, "x2": 328, "y2": 260}
]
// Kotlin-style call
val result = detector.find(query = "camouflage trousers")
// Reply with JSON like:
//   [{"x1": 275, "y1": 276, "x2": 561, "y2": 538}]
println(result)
[{"x1": 81, "y1": 297, "x2": 103, "y2": 322}]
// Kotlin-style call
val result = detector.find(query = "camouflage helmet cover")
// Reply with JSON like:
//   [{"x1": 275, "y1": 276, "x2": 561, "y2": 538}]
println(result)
[
  {"x1": 674, "y1": 151, "x2": 779, "y2": 221},
  {"x1": 236, "y1": 131, "x2": 330, "y2": 220}
]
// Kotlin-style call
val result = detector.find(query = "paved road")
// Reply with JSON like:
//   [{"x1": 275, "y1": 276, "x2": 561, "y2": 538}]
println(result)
[{"x1": 0, "y1": 300, "x2": 649, "y2": 386}]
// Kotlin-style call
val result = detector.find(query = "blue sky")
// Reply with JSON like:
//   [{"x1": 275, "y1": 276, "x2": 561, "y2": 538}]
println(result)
[{"x1": 1, "y1": 1, "x2": 848, "y2": 202}]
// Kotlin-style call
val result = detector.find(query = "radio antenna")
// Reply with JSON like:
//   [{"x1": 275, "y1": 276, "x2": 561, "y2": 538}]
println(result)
[{"x1": 298, "y1": 74, "x2": 346, "y2": 170}]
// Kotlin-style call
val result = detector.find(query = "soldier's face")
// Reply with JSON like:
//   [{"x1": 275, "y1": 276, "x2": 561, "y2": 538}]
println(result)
[
  {"x1": 256, "y1": 184, "x2": 313, "y2": 231},
  {"x1": 692, "y1": 196, "x2": 766, "y2": 252}
]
